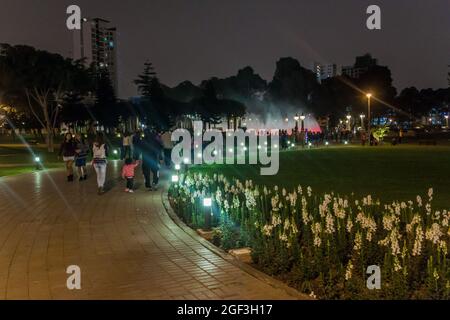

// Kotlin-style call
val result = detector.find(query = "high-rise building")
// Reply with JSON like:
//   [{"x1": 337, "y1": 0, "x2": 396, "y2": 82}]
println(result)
[
  {"x1": 342, "y1": 54, "x2": 378, "y2": 79},
  {"x1": 73, "y1": 18, "x2": 118, "y2": 95},
  {"x1": 313, "y1": 63, "x2": 338, "y2": 83}
]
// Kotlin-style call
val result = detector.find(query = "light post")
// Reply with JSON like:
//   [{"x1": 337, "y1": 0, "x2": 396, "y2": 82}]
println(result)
[
  {"x1": 294, "y1": 114, "x2": 300, "y2": 132},
  {"x1": 294, "y1": 114, "x2": 300, "y2": 142},
  {"x1": 445, "y1": 115, "x2": 449, "y2": 128},
  {"x1": 360, "y1": 114, "x2": 366, "y2": 131},
  {"x1": 346, "y1": 115, "x2": 352, "y2": 131},
  {"x1": 300, "y1": 113, "x2": 306, "y2": 132},
  {"x1": 203, "y1": 198, "x2": 213, "y2": 230},
  {"x1": 366, "y1": 93, "x2": 372, "y2": 142},
  {"x1": 35, "y1": 156, "x2": 42, "y2": 170}
]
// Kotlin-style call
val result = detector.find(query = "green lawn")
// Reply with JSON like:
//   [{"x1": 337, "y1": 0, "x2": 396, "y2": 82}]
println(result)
[
  {"x1": 190, "y1": 145, "x2": 450, "y2": 209},
  {"x1": 0, "y1": 144, "x2": 61, "y2": 177},
  {"x1": 0, "y1": 142, "x2": 122, "y2": 178}
]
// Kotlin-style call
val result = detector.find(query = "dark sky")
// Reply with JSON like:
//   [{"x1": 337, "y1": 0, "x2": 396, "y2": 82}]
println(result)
[{"x1": 1, "y1": 0, "x2": 449, "y2": 98}]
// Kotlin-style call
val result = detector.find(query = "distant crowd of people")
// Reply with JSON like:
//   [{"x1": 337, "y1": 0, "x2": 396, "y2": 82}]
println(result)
[{"x1": 58, "y1": 129, "x2": 173, "y2": 195}]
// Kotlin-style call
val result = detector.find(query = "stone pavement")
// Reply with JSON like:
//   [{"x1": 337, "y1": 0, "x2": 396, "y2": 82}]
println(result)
[{"x1": 0, "y1": 161, "x2": 305, "y2": 300}]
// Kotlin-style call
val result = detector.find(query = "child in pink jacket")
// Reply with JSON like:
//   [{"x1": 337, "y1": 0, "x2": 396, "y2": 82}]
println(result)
[{"x1": 122, "y1": 158, "x2": 140, "y2": 193}]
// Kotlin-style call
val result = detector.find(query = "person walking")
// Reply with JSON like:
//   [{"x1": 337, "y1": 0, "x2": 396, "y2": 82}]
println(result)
[
  {"x1": 141, "y1": 129, "x2": 163, "y2": 191},
  {"x1": 399, "y1": 128, "x2": 404, "y2": 144},
  {"x1": 161, "y1": 130, "x2": 173, "y2": 167},
  {"x1": 92, "y1": 133, "x2": 108, "y2": 195},
  {"x1": 122, "y1": 158, "x2": 141, "y2": 193},
  {"x1": 59, "y1": 133, "x2": 77, "y2": 182},
  {"x1": 121, "y1": 131, "x2": 132, "y2": 160},
  {"x1": 74, "y1": 133, "x2": 89, "y2": 181},
  {"x1": 132, "y1": 130, "x2": 142, "y2": 161}
]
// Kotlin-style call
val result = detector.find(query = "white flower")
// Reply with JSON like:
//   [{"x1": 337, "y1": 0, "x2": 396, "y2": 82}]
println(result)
[
  {"x1": 428, "y1": 188, "x2": 433, "y2": 201},
  {"x1": 312, "y1": 223, "x2": 322, "y2": 247},
  {"x1": 262, "y1": 224, "x2": 274, "y2": 236},
  {"x1": 425, "y1": 223, "x2": 442, "y2": 245},
  {"x1": 345, "y1": 261, "x2": 354, "y2": 280},
  {"x1": 353, "y1": 232, "x2": 362, "y2": 251},
  {"x1": 412, "y1": 225, "x2": 424, "y2": 256},
  {"x1": 325, "y1": 213, "x2": 335, "y2": 234},
  {"x1": 346, "y1": 218, "x2": 353, "y2": 233},
  {"x1": 416, "y1": 195, "x2": 422, "y2": 207}
]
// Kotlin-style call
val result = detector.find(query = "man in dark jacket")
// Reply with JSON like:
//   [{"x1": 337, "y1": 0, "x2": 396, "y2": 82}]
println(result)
[
  {"x1": 132, "y1": 130, "x2": 142, "y2": 161},
  {"x1": 141, "y1": 129, "x2": 163, "y2": 190}
]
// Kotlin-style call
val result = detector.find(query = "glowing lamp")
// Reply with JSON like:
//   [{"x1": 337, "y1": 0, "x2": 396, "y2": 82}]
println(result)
[
  {"x1": 175, "y1": 164, "x2": 181, "y2": 171},
  {"x1": 203, "y1": 198, "x2": 212, "y2": 207},
  {"x1": 172, "y1": 175, "x2": 179, "y2": 183}
]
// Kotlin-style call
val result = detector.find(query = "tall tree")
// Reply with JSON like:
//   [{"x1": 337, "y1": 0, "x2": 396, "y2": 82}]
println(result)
[
  {"x1": 93, "y1": 71, "x2": 119, "y2": 129},
  {"x1": 0, "y1": 44, "x2": 91, "y2": 151},
  {"x1": 134, "y1": 61, "x2": 156, "y2": 97}
]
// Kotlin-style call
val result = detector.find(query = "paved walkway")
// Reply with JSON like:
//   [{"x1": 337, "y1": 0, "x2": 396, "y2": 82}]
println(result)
[{"x1": 0, "y1": 162, "x2": 302, "y2": 300}]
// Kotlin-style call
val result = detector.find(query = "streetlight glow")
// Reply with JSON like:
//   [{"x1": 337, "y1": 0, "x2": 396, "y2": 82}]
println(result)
[{"x1": 203, "y1": 198, "x2": 212, "y2": 207}]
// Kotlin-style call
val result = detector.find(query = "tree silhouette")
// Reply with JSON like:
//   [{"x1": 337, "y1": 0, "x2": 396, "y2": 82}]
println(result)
[
  {"x1": 93, "y1": 71, "x2": 119, "y2": 129},
  {"x1": 134, "y1": 61, "x2": 156, "y2": 97}
]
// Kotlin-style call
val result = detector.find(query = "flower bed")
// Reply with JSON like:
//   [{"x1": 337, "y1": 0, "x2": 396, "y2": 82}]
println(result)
[{"x1": 168, "y1": 172, "x2": 450, "y2": 299}]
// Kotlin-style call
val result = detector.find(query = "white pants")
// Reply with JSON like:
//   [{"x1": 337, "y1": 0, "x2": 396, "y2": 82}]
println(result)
[{"x1": 94, "y1": 163, "x2": 107, "y2": 188}]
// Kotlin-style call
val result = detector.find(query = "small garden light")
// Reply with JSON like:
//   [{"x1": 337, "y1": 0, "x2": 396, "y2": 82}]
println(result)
[
  {"x1": 171, "y1": 175, "x2": 179, "y2": 183},
  {"x1": 175, "y1": 164, "x2": 181, "y2": 171},
  {"x1": 203, "y1": 198, "x2": 212, "y2": 207},
  {"x1": 183, "y1": 157, "x2": 190, "y2": 164},
  {"x1": 35, "y1": 156, "x2": 42, "y2": 170},
  {"x1": 325, "y1": 141, "x2": 329, "y2": 146}
]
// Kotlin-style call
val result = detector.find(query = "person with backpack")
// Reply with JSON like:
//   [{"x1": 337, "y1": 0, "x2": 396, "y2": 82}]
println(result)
[
  {"x1": 74, "y1": 133, "x2": 89, "y2": 181},
  {"x1": 92, "y1": 132, "x2": 108, "y2": 195}
]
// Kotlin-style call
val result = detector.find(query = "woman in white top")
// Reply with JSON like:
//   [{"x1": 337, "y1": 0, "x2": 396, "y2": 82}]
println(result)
[{"x1": 92, "y1": 132, "x2": 108, "y2": 195}]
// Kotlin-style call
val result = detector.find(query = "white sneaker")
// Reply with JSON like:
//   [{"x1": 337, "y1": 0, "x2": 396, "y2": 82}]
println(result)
[{"x1": 128, "y1": 189, "x2": 134, "y2": 193}]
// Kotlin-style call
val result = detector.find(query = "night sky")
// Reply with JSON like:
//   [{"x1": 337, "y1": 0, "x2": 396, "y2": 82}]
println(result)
[{"x1": 1, "y1": 0, "x2": 449, "y2": 98}]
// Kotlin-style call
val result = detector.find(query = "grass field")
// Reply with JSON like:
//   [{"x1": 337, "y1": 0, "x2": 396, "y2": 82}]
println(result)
[
  {"x1": 0, "y1": 144, "x2": 61, "y2": 177},
  {"x1": 190, "y1": 145, "x2": 450, "y2": 209}
]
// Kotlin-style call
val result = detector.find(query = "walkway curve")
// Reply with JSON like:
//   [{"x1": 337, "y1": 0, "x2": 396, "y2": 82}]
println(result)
[{"x1": 0, "y1": 162, "x2": 305, "y2": 300}]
